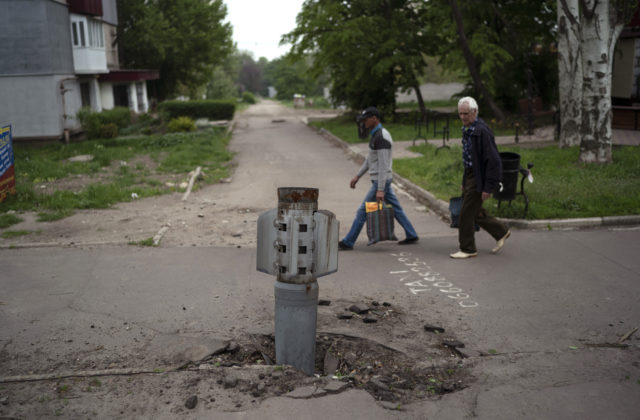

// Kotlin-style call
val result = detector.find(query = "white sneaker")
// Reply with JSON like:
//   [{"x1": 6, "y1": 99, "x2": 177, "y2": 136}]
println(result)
[
  {"x1": 449, "y1": 251, "x2": 478, "y2": 259},
  {"x1": 492, "y1": 230, "x2": 511, "y2": 254}
]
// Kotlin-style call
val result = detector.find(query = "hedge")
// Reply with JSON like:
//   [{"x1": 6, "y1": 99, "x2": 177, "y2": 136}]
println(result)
[{"x1": 158, "y1": 100, "x2": 235, "y2": 121}]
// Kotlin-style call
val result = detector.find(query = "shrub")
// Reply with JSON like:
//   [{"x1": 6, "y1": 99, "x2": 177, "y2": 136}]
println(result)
[
  {"x1": 76, "y1": 107, "x2": 132, "y2": 139},
  {"x1": 99, "y1": 123, "x2": 119, "y2": 138},
  {"x1": 137, "y1": 113, "x2": 153, "y2": 123},
  {"x1": 242, "y1": 91, "x2": 257, "y2": 104},
  {"x1": 76, "y1": 107, "x2": 102, "y2": 139},
  {"x1": 158, "y1": 100, "x2": 235, "y2": 121},
  {"x1": 101, "y1": 107, "x2": 132, "y2": 128},
  {"x1": 167, "y1": 116, "x2": 196, "y2": 133}
]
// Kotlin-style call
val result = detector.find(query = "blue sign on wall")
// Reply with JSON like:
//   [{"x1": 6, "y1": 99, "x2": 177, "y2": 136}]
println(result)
[{"x1": 0, "y1": 125, "x2": 16, "y2": 203}]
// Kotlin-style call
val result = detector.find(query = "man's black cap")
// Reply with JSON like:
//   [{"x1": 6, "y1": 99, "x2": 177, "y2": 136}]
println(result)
[{"x1": 361, "y1": 106, "x2": 380, "y2": 120}]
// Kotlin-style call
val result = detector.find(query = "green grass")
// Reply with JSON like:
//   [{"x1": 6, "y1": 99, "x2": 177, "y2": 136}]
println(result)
[
  {"x1": 394, "y1": 143, "x2": 640, "y2": 219},
  {"x1": 129, "y1": 237, "x2": 155, "y2": 247},
  {"x1": 312, "y1": 115, "x2": 639, "y2": 220},
  {"x1": 311, "y1": 115, "x2": 477, "y2": 143},
  {"x1": 1, "y1": 230, "x2": 33, "y2": 239},
  {"x1": 0, "y1": 213, "x2": 22, "y2": 228},
  {"x1": 310, "y1": 113, "x2": 555, "y2": 144},
  {"x1": 0, "y1": 129, "x2": 233, "y2": 219}
]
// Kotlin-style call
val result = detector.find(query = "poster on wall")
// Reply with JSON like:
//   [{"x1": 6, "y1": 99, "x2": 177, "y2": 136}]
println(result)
[{"x1": 0, "y1": 125, "x2": 16, "y2": 203}]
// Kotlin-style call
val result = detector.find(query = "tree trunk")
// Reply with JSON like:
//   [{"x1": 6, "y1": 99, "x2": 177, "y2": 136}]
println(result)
[
  {"x1": 413, "y1": 82, "x2": 427, "y2": 118},
  {"x1": 578, "y1": 0, "x2": 624, "y2": 164},
  {"x1": 449, "y1": 0, "x2": 505, "y2": 121},
  {"x1": 557, "y1": 0, "x2": 583, "y2": 147}
]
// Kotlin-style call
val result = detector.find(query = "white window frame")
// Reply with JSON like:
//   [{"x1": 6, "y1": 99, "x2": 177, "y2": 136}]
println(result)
[
  {"x1": 71, "y1": 16, "x2": 104, "y2": 49},
  {"x1": 71, "y1": 18, "x2": 86, "y2": 47},
  {"x1": 88, "y1": 19, "x2": 104, "y2": 48}
]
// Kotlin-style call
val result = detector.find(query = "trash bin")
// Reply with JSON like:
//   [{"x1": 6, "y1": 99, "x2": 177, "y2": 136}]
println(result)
[{"x1": 495, "y1": 152, "x2": 520, "y2": 201}]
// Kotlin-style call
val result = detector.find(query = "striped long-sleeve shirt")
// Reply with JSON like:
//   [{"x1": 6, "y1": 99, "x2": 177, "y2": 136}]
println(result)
[{"x1": 356, "y1": 123, "x2": 393, "y2": 191}]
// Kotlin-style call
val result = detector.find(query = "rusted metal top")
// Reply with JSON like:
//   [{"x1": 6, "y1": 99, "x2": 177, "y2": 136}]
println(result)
[{"x1": 277, "y1": 187, "x2": 319, "y2": 204}]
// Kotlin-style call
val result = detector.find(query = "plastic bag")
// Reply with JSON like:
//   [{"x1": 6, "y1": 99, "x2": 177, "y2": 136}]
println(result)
[{"x1": 365, "y1": 201, "x2": 398, "y2": 245}]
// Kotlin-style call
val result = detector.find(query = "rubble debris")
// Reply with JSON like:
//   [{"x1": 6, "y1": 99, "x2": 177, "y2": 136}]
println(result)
[
  {"x1": 323, "y1": 350, "x2": 339, "y2": 375},
  {"x1": 349, "y1": 303, "x2": 370, "y2": 314},
  {"x1": 424, "y1": 324, "x2": 445, "y2": 334},
  {"x1": 184, "y1": 395, "x2": 198, "y2": 409},
  {"x1": 442, "y1": 339, "x2": 465, "y2": 349}
]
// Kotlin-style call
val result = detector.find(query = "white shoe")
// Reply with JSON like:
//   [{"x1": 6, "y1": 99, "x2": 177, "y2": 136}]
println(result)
[
  {"x1": 449, "y1": 251, "x2": 478, "y2": 259},
  {"x1": 492, "y1": 230, "x2": 511, "y2": 254}
]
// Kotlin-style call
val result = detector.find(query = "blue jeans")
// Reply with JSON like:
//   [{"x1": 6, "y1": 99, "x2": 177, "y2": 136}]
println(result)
[{"x1": 341, "y1": 179, "x2": 418, "y2": 247}]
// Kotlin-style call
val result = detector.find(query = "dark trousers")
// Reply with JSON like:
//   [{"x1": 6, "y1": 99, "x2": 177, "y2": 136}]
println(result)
[{"x1": 459, "y1": 168, "x2": 508, "y2": 253}]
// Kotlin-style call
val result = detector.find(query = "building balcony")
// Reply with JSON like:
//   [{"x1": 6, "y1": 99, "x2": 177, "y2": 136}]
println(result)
[{"x1": 73, "y1": 47, "x2": 108, "y2": 74}]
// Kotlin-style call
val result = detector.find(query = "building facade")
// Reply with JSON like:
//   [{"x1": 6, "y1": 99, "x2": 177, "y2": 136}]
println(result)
[
  {"x1": 612, "y1": 1, "x2": 640, "y2": 130},
  {"x1": 0, "y1": 0, "x2": 159, "y2": 141}
]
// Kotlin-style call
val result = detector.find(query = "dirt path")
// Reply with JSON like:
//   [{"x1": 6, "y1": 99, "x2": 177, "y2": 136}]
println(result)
[{"x1": 0, "y1": 105, "x2": 342, "y2": 249}]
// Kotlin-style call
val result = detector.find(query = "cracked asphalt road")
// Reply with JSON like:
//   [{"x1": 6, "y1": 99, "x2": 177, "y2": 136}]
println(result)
[{"x1": 1, "y1": 101, "x2": 640, "y2": 419}]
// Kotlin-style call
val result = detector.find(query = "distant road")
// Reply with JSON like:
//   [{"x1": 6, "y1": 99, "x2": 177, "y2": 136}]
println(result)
[{"x1": 395, "y1": 82, "x2": 464, "y2": 103}]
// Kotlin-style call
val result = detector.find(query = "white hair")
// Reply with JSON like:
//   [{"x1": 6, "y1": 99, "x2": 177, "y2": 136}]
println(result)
[{"x1": 458, "y1": 97, "x2": 479, "y2": 113}]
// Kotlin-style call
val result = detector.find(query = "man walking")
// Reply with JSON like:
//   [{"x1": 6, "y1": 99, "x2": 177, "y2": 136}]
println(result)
[
  {"x1": 450, "y1": 97, "x2": 510, "y2": 259},
  {"x1": 338, "y1": 106, "x2": 419, "y2": 250}
]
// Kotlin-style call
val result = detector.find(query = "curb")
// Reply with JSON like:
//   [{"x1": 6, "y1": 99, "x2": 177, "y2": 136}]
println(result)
[{"x1": 316, "y1": 127, "x2": 640, "y2": 230}]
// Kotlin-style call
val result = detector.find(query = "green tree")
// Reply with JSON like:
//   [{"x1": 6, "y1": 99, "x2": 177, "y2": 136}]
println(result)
[
  {"x1": 117, "y1": 0, "x2": 233, "y2": 100},
  {"x1": 205, "y1": 66, "x2": 238, "y2": 99},
  {"x1": 557, "y1": 0, "x2": 637, "y2": 163},
  {"x1": 263, "y1": 56, "x2": 323, "y2": 100},
  {"x1": 427, "y1": 0, "x2": 557, "y2": 119},
  {"x1": 283, "y1": 0, "x2": 436, "y2": 115},
  {"x1": 236, "y1": 52, "x2": 265, "y2": 94}
]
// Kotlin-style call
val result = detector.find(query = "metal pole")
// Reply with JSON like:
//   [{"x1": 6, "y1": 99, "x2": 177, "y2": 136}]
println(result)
[{"x1": 274, "y1": 280, "x2": 318, "y2": 375}]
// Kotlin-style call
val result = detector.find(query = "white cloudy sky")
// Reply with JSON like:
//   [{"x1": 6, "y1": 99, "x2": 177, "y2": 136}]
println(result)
[{"x1": 224, "y1": 0, "x2": 306, "y2": 61}]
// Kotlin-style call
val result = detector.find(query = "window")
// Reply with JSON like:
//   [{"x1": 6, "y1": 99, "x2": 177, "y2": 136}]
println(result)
[
  {"x1": 136, "y1": 83, "x2": 145, "y2": 112},
  {"x1": 80, "y1": 82, "x2": 91, "y2": 107},
  {"x1": 88, "y1": 20, "x2": 103, "y2": 48},
  {"x1": 71, "y1": 17, "x2": 103, "y2": 48},
  {"x1": 71, "y1": 21, "x2": 86, "y2": 47},
  {"x1": 72, "y1": 22, "x2": 78, "y2": 45},
  {"x1": 79, "y1": 21, "x2": 86, "y2": 46}
]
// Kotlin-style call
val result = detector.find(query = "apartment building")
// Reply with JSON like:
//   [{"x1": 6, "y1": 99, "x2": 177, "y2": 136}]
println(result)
[
  {"x1": 612, "y1": 2, "x2": 640, "y2": 129},
  {"x1": 0, "y1": 0, "x2": 159, "y2": 141}
]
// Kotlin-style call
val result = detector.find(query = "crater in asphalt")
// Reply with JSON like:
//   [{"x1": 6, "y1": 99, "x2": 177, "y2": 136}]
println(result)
[
  {"x1": 199, "y1": 332, "x2": 470, "y2": 404},
  {"x1": 0, "y1": 298, "x2": 474, "y2": 416}
]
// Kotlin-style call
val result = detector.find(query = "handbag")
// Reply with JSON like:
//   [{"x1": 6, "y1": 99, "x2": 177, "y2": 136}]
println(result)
[
  {"x1": 449, "y1": 196, "x2": 463, "y2": 228},
  {"x1": 449, "y1": 196, "x2": 480, "y2": 231},
  {"x1": 365, "y1": 201, "x2": 398, "y2": 245}
]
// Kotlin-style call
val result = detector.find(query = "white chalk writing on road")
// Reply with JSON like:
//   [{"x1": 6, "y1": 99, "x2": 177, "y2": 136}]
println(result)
[{"x1": 390, "y1": 251, "x2": 478, "y2": 308}]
